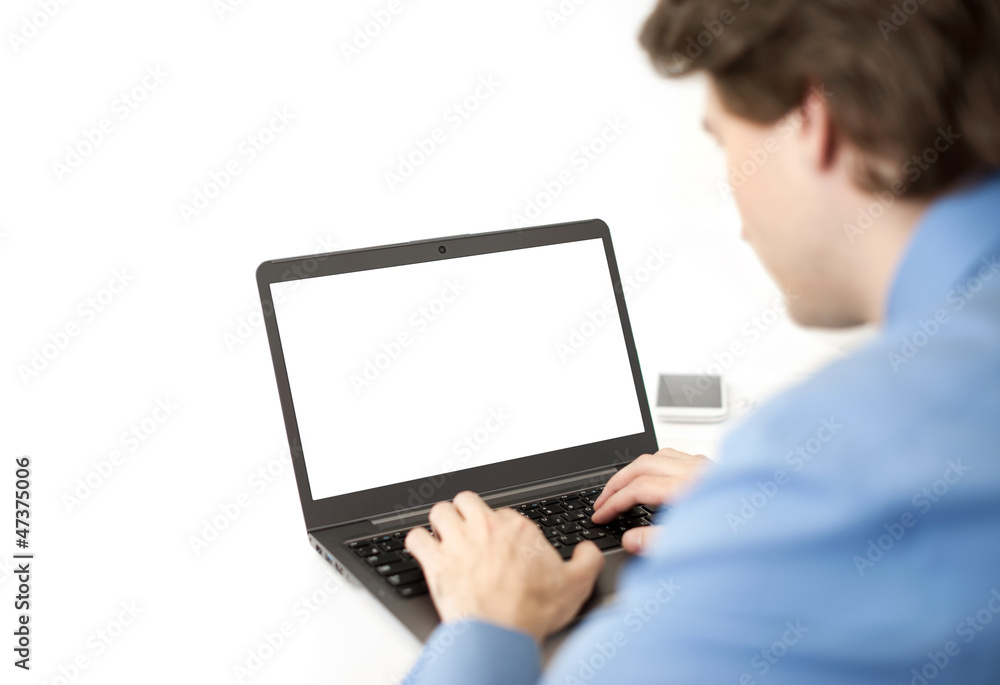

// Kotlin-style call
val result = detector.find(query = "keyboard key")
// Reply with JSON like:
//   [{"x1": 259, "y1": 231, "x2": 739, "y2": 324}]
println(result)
[
  {"x1": 557, "y1": 523, "x2": 582, "y2": 534},
  {"x1": 376, "y1": 559, "x2": 419, "y2": 576},
  {"x1": 365, "y1": 551, "x2": 402, "y2": 566},
  {"x1": 397, "y1": 582, "x2": 428, "y2": 598},
  {"x1": 386, "y1": 570, "x2": 423, "y2": 586},
  {"x1": 559, "y1": 534, "x2": 583, "y2": 545},
  {"x1": 355, "y1": 545, "x2": 381, "y2": 558},
  {"x1": 593, "y1": 536, "x2": 620, "y2": 551},
  {"x1": 380, "y1": 539, "x2": 405, "y2": 552},
  {"x1": 581, "y1": 529, "x2": 605, "y2": 540},
  {"x1": 541, "y1": 505, "x2": 565, "y2": 515}
]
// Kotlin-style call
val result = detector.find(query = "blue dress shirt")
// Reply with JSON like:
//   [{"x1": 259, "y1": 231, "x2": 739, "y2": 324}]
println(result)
[{"x1": 403, "y1": 172, "x2": 1000, "y2": 685}]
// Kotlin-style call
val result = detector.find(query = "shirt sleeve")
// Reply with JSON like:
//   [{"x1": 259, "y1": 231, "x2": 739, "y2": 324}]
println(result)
[{"x1": 401, "y1": 619, "x2": 541, "y2": 685}]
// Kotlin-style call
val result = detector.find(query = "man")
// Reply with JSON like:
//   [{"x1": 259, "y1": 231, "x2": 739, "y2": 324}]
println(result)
[{"x1": 401, "y1": 1, "x2": 1000, "y2": 682}]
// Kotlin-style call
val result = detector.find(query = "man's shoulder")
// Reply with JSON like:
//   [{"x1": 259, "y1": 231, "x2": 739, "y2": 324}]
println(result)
[{"x1": 720, "y1": 288, "x2": 1000, "y2": 485}]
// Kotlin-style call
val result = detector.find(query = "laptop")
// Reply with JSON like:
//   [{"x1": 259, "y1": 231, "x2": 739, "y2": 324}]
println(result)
[{"x1": 257, "y1": 218, "x2": 661, "y2": 643}]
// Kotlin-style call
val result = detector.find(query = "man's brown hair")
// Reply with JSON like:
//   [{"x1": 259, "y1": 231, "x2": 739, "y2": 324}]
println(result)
[{"x1": 639, "y1": 0, "x2": 1000, "y2": 197}]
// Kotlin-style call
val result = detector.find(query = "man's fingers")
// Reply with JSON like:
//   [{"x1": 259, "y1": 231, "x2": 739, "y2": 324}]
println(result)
[
  {"x1": 593, "y1": 451, "x2": 686, "y2": 511},
  {"x1": 621, "y1": 524, "x2": 661, "y2": 555},
  {"x1": 566, "y1": 540, "x2": 605, "y2": 583},
  {"x1": 404, "y1": 527, "x2": 440, "y2": 574},
  {"x1": 428, "y1": 500, "x2": 464, "y2": 540},
  {"x1": 452, "y1": 490, "x2": 491, "y2": 528},
  {"x1": 592, "y1": 456, "x2": 650, "y2": 511},
  {"x1": 592, "y1": 475, "x2": 674, "y2": 523},
  {"x1": 497, "y1": 506, "x2": 527, "y2": 524}
]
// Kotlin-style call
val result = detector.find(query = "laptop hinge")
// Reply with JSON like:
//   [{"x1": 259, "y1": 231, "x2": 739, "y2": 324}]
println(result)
[{"x1": 369, "y1": 466, "x2": 619, "y2": 531}]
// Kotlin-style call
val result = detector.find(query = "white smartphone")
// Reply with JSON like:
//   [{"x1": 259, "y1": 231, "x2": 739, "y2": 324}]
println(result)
[{"x1": 655, "y1": 373, "x2": 728, "y2": 423}]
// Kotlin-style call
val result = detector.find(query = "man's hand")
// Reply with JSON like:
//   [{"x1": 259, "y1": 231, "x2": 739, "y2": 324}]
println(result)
[
  {"x1": 405, "y1": 491, "x2": 605, "y2": 643},
  {"x1": 591, "y1": 448, "x2": 710, "y2": 554}
]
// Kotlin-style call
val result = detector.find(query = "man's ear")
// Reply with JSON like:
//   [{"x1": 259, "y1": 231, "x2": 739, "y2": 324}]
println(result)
[{"x1": 796, "y1": 85, "x2": 838, "y2": 173}]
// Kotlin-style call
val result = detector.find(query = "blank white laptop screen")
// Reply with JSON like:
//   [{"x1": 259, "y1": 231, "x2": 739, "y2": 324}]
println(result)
[{"x1": 271, "y1": 237, "x2": 645, "y2": 501}]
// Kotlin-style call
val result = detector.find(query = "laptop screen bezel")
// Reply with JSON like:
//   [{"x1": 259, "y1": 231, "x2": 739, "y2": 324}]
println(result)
[{"x1": 256, "y1": 219, "x2": 659, "y2": 531}]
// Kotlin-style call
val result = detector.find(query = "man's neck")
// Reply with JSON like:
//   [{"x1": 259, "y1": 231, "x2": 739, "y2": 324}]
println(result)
[{"x1": 848, "y1": 195, "x2": 933, "y2": 326}]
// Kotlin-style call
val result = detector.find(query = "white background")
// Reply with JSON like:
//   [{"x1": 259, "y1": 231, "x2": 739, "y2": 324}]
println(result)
[{"x1": 1, "y1": 1, "x2": 869, "y2": 684}]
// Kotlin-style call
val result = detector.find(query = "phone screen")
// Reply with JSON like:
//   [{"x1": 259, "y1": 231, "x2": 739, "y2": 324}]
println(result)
[{"x1": 656, "y1": 374, "x2": 723, "y2": 409}]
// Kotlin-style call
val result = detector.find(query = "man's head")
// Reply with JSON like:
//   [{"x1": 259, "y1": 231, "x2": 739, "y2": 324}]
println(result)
[{"x1": 639, "y1": 0, "x2": 1000, "y2": 327}]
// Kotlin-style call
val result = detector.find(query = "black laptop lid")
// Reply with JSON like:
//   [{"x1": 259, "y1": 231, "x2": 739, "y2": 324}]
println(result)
[{"x1": 257, "y1": 219, "x2": 658, "y2": 531}]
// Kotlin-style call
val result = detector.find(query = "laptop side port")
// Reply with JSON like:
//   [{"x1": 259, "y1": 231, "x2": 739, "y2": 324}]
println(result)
[{"x1": 310, "y1": 535, "x2": 357, "y2": 584}]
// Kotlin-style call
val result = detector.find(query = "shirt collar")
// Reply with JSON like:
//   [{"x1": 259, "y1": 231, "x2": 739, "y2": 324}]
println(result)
[{"x1": 885, "y1": 171, "x2": 1000, "y2": 328}]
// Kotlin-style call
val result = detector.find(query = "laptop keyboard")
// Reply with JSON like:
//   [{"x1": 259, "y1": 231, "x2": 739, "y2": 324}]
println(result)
[{"x1": 344, "y1": 486, "x2": 664, "y2": 599}]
